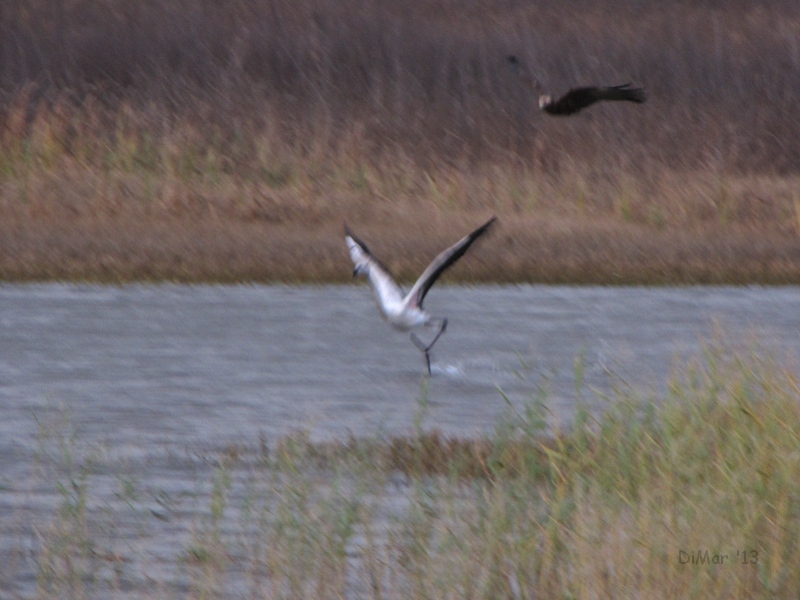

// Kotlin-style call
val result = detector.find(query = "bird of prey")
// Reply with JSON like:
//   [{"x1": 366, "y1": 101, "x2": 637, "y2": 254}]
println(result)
[
  {"x1": 345, "y1": 216, "x2": 497, "y2": 374},
  {"x1": 507, "y1": 54, "x2": 646, "y2": 116}
]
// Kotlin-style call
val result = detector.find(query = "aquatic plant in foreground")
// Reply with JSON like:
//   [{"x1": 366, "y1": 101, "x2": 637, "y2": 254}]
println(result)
[{"x1": 3, "y1": 342, "x2": 800, "y2": 598}]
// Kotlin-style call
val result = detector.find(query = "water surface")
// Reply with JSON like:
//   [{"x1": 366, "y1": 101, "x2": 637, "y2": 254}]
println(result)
[
  {"x1": 2, "y1": 284, "x2": 799, "y2": 448},
  {"x1": 2, "y1": 284, "x2": 799, "y2": 595}
]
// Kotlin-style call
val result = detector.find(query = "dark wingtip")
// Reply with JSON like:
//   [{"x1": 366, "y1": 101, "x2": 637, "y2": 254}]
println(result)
[
  {"x1": 343, "y1": 224, "x2": 372, "y2": 255},
  {"x1": 622, "y1": 85, "x2": 646, "y2": 103},
  {"x1": 471, "y1": 215, "x2": 498, "y2": 239},
  {"x1": 614, "y1": 83, "x2": 647, "y2": 103}
]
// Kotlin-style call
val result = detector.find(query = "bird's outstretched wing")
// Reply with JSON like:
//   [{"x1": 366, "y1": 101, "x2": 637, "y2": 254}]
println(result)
[
  {"x1": 407, "y1": 216, "x2": 497, "y2": 309},
  {"x1": 345, "y1": 226, "x2": 405, "y2": 307},
  {"x1": 543, "y1": 83, "x2": 646, "y2": 116},
  {"x1": 507, "y1": 55, "x2": 646, "y2": 116}
]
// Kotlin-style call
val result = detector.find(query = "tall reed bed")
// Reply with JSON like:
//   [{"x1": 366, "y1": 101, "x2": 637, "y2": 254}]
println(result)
[
  {"x1": 5, "y1": 342, "x2": 800, "y2": 598},
  {"x1": 2, "y1": 0, "x2": 800, "y2": 282},
  {"x1": 3, "y1": 0, "x2": 800, "y2": 170}
]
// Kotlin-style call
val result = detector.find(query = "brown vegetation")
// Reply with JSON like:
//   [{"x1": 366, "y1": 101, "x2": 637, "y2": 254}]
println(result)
[
  {"x1": 1, "y1": 0, "x2": 800, "y2": 283},
  {"x1": 6, "y1": 344, "x2": 800, "y2": 597}
]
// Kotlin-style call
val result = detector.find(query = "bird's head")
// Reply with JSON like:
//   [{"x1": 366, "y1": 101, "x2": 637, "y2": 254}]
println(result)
[{"x1": 538, "y1": 94, "x2": 552, "y2": 110}]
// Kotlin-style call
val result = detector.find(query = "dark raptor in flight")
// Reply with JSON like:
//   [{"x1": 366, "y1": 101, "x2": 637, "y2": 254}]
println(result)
[{"x1": 507, "y1": 54, "x2": 646, "y2": 116}]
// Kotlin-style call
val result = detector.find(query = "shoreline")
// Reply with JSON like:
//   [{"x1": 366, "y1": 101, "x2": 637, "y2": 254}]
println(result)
[{"x1": 3, "y1": 213, "x2": 799, "y2": 285}]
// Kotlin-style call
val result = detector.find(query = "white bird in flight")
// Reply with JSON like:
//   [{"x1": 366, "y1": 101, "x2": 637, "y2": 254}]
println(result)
[{"x1": 345, "y1": 216, "x2": 497, "y2": 373}]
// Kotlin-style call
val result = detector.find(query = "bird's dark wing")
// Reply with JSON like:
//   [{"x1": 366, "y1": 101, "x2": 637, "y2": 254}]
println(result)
[
  {"x1": 598, "y1": 83, "x2": 646, "y2": 104},
  {"x1": 407, "y1": 216, "x2": 497, "y2": 309},
  {"x1": 543, "y1": 84, "x2": 646, "y2": 116},
  {"x1": 541, "y1": 87, "x2": 603, "y2": 115}
]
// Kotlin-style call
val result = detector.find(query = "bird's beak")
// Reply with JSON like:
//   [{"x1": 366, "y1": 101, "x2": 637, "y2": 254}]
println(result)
[{"x1": 352, "y1": 268, "x2": 359, "y2": 279}]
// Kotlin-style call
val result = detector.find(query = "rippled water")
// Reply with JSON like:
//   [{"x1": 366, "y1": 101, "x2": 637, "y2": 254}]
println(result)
[
  {"x1": 1, "y1": 284, "x2": 799, "y2": 595},
  {"x1": 2, "y1": 284, "x2": 800, "y2": 445}
]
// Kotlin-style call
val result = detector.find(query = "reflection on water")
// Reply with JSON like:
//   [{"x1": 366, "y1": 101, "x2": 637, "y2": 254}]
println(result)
[{"x1": 1, "y1": 284, "x2": 799, "y2": 594}]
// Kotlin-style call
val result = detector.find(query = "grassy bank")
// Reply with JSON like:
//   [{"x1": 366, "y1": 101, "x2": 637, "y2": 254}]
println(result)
[
  {"x1": 4, "y1": 343, "x2": 800, "y2": 597},
  {"x1": 2, "y1": 0, "x2": 800, "y2": 283}
]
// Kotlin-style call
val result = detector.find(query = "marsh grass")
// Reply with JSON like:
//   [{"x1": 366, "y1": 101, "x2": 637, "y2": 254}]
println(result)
[
  {"x1": 2, "y1": 0, "x2": 800, "y2": 283},
  {"x1": 3, "y1": 342, "x2": 800, "y2": 598}
]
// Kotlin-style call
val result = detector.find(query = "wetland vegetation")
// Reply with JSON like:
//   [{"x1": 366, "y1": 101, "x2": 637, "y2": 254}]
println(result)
[
  {"x1": 1, "y1": 0, "x2": 800, "y2": 283},
  {"x1": 3, "y1": 342, "x2": 800, "y2": 598}
]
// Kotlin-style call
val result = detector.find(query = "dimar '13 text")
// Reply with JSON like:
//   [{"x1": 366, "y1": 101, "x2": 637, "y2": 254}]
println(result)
[{"x1": 678, "y1": 549, "x2": 758, "y2": 565}]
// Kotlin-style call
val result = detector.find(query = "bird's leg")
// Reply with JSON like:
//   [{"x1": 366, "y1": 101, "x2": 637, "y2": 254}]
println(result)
[
  {"x1": 409, "y1": 333, "x2": 431, "y2": 374},
  {"x1": 410, "y1": 318, "x2": 448, "y2": 375},
  {"x1": 424, "y1": 348, "x2": 432, "y2": 375},
  {"x1": 410, "y1": 332, "x2": 427, "y2": 352},
  {"x1": 426, "y1": 318, "x2": 448, "y2": 351}
]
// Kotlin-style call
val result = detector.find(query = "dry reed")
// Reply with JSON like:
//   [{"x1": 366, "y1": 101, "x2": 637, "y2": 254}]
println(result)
[
  {"x1": 1, "y1": 0, "x2": 800, "y2": 282},
  {"x1": 4, "y1": 342, "x2": 800, "y2": 598}
]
